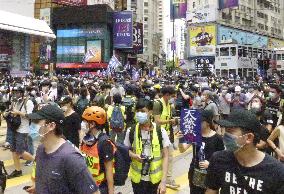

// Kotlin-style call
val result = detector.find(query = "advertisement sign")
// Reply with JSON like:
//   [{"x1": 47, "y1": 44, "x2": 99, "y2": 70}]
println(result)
[
  {"x1": 219, "y1": 0, "x2": 239, "y2": 9},
  {"x1": 133, "y1": 23, "x2": 143, "y2": 54},
  {"x1": 88, "y1": 0, "x2": 115, "y2": 9},
  {"x1": 40, "y1": 8, "x2": 51, "y2": 26},
  {"x1": 113, "y1": 11, "x2": 133, "y2": 48},
  {"x1": 187, "y1": 0, "x2": 218, "y2": 24},
  {"x1": 170, "y1": 0, "x2": 187, "y2": 20},
  {"x1": 268, "y1": 38, "x2": 284, "y2": 49},
  {"x1": 180, "y1": 109, "x2": 202, "y2": 145},
  {"x1": 218, "y1": 26, "x2": 268, "y2": 48},
  {"x1": 57, "y1": 28, "x2": 104, "y2": 38},
  {"x1": 52, "y1": 0, "x2": 87, "y2": 6},
  {"x1": 189, "y1": 25, "x2": 216, "y2": 56},
  {"x1": 85, "y1": 40, "x2": 102, "y2": 63}
]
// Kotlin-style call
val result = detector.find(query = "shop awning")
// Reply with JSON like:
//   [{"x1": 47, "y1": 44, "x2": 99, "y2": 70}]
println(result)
[{"x1": 0, "y1": 10, "x2": 56, "y2": 39}]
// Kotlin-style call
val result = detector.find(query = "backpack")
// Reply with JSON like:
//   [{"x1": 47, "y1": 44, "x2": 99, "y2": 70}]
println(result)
[
  {"x1": 75, "y1": 97, "x2": 89, "y2": 116},
  {"x1": 121, "y1": 97, "x2": 135, "y2": 124},
  {"x1": 0, "y1": 161, "x2": 7, "y2": 193},
  {"x1": 97, "y1": 134, "x2": 131, "y2": 186},
  {"x1": 110, "y1": 105, "x2": 124, "y2": 133},
  {"x1": 129, "y1": 125, "x2": 164, "y2": 150}
]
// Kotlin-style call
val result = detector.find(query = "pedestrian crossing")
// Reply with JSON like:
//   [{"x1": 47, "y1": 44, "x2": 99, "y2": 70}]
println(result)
[{"x1": 3, "y1": 148, "x2": 192, "y2": 193}]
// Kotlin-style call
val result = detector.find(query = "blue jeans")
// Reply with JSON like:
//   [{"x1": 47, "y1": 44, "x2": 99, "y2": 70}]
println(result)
[{"x1": 5, "y1": 128, "x2": 13, "y2": 144}]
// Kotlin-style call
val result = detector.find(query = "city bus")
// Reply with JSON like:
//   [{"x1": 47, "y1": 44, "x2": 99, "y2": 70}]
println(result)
[{"x1": 215, "y1": 43, "x2": 276, "y2": 78}]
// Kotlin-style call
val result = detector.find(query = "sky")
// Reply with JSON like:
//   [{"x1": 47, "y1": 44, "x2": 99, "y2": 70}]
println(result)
[{"x1": 0, "y1": 0, "x2": 35, "y2": 17}]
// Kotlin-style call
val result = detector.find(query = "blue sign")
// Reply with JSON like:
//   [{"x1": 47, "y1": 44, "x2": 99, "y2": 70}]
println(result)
[
  {"x1": 57, "y1": 28, "x2": 104, "y2": 38},
  {"x1": 218, "y1": 26, "x2": 268, "y2": 48},
  {"x1": 113, "y1": 11, "x2": 133, "y2": 48},
  {"x1": 180, "y1": 109, "x2": 202, "y2": 145},
  {"x1": 219, "y1": 0, "x2": 239, "y2": 9}
]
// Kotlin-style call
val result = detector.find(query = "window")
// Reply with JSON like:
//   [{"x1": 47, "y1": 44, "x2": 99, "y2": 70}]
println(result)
[
  {"x1": 216, "y1": 48, "x2": 220, "y2": 57},
  {"x1": 220, "y1": 47, "x2": 229, "y2": 56},
  {"x1": 230, "y1": 47, "x2": 236, "y2": 56}
]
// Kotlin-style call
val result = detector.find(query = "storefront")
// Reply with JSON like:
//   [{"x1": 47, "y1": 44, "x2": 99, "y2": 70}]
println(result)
[
  {"x1": 0, "y1": 10, "x2": 55, "y2": 75},
  {"x1": 51, "y1": 4, "x2": 113, "y2": 73}
]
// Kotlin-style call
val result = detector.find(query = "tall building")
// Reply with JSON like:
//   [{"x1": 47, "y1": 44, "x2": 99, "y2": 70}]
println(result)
[
  {"x1": 218, "y1": 0, "x2": 284, "y2": 39},
  {"x1": 136, "y1": 0, "x2": 163, "y2": 66},
  {"x1": 186, "y1": 0, "x2": 284, "y2": 76}
]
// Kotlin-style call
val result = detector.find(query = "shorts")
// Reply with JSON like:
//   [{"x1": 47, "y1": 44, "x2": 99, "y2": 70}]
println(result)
[{"x1": 10, "y1": 132, "x2": 28, "y2": 154}]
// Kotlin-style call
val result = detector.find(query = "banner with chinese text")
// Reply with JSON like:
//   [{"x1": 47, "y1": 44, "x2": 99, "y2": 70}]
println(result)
[
  {"x1": 113, "y1": 11, "x2": 133, "y2": 48},
  {"x1": 180, "y1": 109, "x2": 202, "y2": 145}
]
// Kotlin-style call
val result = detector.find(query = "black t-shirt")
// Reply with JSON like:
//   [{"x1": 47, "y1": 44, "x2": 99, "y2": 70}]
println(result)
[
  {"x1": 63, "y1": 112, "x2": 81, "y2": 147},
  {"x1": 265, "y1": 100, "x2": 280, "y2": 127},
  {"x1": 206, "y1": 150, "x2": 284, "y2": 194},
  {"x1": 97, "y1": 133, "x2": 114, "y2": 181},
  {"x1": 35, "y1": 142, "x2": 98, "y2": 194},
  {"x1": 190, "y1": 133, "x2": 224, "y2": 169}
]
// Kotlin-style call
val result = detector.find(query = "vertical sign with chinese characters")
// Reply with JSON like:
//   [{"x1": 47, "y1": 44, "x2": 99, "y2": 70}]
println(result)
[
  {"x1": 133, "y1": 22, "x2": 143, "y2": 54},
  {"x1": 113, "y1": 11, "x2": 133, "y2": 48},
  {"x1": 180, "y1": 109, "x2": 202, "y2": 145}
]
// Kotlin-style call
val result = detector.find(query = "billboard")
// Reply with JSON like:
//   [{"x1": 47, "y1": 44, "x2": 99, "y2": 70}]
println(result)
[
  {"x1": 133, "y1": 23, "x2": 143, "y2": 54},
  {"x1": 113, "y1": 11, "x2": 133, "y2": 48},
  {"x1": 219, "y1": 0, "x2": 239, "y2": 9},
  {"x1": 40, "y1": 8, "x2": 51, "y2": 26},
  {"x1": 268, "y1": 38, "x2": 284, "y2": 49},
  {"x1": 218, "y1": 26, "x2": 268, "y2": 48},
  {"x1": 187, "y1": 0, "x2": 218, "y2": 24},
  {"x1": 85, "y1": 40, "x2": 102, "y2": 62},
  {"x1": 52, "y1": 0, "x2": 87, "y2": 6},
  {"x1": 170, "y1": 0, "x2": 187, "y2": 20},
  {"x1": 189, "y1": 25, "x2": 216, "y2": 56}
]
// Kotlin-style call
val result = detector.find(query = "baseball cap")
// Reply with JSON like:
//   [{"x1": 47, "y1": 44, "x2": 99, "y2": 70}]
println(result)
[
  {"x1": 28, "y1": 104, "x2": 65, "y2": 124},
  {"x1": 216, "y1": 109, "x2": 261, "y2": 134},
  {"x1": 235, "y1": 86, "x2": 241, "y2": 92},
  {"x1": 58, "y1": 96, "x2": 73, "y2": 106}
]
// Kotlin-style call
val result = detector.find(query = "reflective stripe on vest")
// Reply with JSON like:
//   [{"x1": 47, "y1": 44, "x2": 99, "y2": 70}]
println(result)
[
  {"x1": 130, "y1": 123, "x2": 163, "y2": 184},
  {"x1": 159, "y1": 98, "x2": 171, "y2": 132},
  {"x1": 81, "y1": 141, "x2": 116, "y2": 186}
]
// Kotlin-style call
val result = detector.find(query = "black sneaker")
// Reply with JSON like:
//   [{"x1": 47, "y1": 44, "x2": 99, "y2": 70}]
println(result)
[{"x1": 7, "y1": 170, "x2": 22, "y2": 179}]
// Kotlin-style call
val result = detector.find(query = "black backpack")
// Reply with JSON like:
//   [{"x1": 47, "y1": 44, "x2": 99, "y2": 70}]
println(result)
[
  {"x1": 97, "y1": 134, "x2": 131, "y2": 186},
  {"x1": 129, "y1": 125, "x2": 164, "y2": 150},
  {"x1": 0, "y1": 161, "x2": 7, "y2": 193},
  {"x1": 121, "y1": 97, "x2": 135, "y2": 124}
]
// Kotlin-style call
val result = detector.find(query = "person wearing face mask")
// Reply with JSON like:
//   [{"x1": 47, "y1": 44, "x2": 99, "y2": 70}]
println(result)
[
  {"x1": 265, "y1": 84, "x2": 282, "y2": 128},
  {"x1": 205, "y1": 110, "x2": 284, "y2": 194},
  {"x1": 80, "y1": 106, "x2": 115, "y2": 194},
  {"x1": 25, "y1": 105, "x2": 99, "y2": 194},
  {"x1": 6, "y1": 87, "x2": 35, "y2": 179},
  {"x1": 231, "y1": 85, "x2": 246, "y2": 111},
  {"x1": 201, "y1": 90, "x2": 219, "y2": 121},
  {"x1": 177, "y1": 110, "x2": 224, "y2": 194},
  {"x1": 124, "y1": 99, "x2": 170, "y2": 194},
  {"x1": 59, "y1": 96, "x2": 82, "y2": 147},
  {"x1": 153, "y1": 86, "x2": 179, "y2": 189},
  {"x1": 218, "y1": 86, "x2": 231, "y2": 119}
]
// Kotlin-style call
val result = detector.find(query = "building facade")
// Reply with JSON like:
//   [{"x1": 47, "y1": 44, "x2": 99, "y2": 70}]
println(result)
[{"x1": 186, "y1": 0, "x2": 284, "y2": 77}]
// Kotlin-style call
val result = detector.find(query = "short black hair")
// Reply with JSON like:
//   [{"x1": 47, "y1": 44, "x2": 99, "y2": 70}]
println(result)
[
  {"x1": 46, "y1": 119, "x2": 64, "y2": 137},
  {"x1": 161, "y1": 86, "x2": 175, "y2": 95},
  {"x1": 270, "y1": 84, "x2": 282, "y2": 94},
  {"x1": 136, "y1": 98, "x2": 153, "y2": 111},
  {"x1": 113, "y1": 94, "x2": 122, "y2": 104}
]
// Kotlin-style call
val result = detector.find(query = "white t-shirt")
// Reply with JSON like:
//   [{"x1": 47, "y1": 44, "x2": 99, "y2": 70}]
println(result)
[
  {"x1": 124, "y1": 124, "x2": 171, "y2": 181},
  {"x1": 14, "y1": 99, "x2": 34, "y2": 134}
]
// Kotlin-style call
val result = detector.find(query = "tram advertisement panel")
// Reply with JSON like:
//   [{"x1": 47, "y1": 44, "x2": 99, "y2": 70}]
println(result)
[{"x1": 189, "y1": 25, "x2": 216, "y2": 56}]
